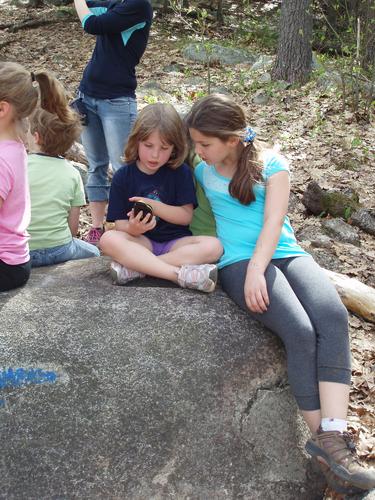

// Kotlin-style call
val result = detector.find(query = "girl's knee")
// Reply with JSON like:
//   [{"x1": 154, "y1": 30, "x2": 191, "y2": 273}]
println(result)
[
  {"x1": 99, "y1": 230, "x2": 118, "y2": 253},
  {"x1": 200, "y1": 236, "x2": 223, "y2": 262},
  {"x1": 284, "y1": 319, "x2": 317, "y2": 356},
  {"x1": 331, "y1": 300, "x2": 349, "y2": 325}
]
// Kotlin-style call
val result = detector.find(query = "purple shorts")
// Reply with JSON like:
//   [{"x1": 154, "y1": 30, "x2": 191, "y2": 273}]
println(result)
[{"x1": 150, "y1": 238, "x2": 180, "y2": 256}]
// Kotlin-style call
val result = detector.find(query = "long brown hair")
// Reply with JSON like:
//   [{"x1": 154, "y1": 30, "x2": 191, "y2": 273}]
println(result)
[
  {"x1": 0, "y1": 62, "x2": 75, "y2": 123},
  {"x1": 125, "y1": 103, "x2": 188, "y2": 169},
  {"x1": 185, "y1": 94, "x2": 263, "y2": 205}
]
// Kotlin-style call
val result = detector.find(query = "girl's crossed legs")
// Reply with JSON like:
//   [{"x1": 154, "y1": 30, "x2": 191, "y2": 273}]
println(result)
[{"x1": 100, "y1": 230, "x2": 222, "y2": 289}]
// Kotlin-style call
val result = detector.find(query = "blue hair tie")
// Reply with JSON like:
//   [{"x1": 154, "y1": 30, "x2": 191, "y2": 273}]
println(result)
[{"x1": 243, "y1": 126, "x2": 256, "y2": 143}]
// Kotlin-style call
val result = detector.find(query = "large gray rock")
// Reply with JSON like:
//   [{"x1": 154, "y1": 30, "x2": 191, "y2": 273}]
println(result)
[
  {"x1": 0, "y1": 258, "x2": 325, "y2": 499},
  {"x1": 182, "y1": 43, "x2": 257, "y2": 66},
  {"x1": 351, "y1": 208, "x2": 375, "y2": 236},
  {"x1": 321, "y1": 217, "x2": 360, "y2": 246}
]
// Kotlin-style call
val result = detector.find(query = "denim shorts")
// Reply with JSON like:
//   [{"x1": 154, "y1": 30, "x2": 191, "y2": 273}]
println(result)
[
  {"x1": 30, "y1": 238, "x2": 100, "y2": 267},
  {"x1": 79, "y1": 92, "x2": 137, "y2": 202}
]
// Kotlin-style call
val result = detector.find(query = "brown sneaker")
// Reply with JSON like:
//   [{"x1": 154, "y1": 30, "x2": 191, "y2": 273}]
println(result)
[
  {"x1": 311, "y1": 457, "x2": 364, "y2": 495},
  {"x1": 306, "y1": 427, "x2": 375, "y2": 491}
]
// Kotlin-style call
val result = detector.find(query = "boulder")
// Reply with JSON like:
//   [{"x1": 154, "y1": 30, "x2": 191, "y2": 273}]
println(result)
[
  {"x1": 321, "y1": 218, "x2": 361, "y2": 246},
  {"x1": 0, "y1": 258, "x2": 326, "y2": 499},
  {"x1": 351, "y1": 208, "x2": 375, "y2": 236},
  {"x1": 182, "y1": 43, "x2": 257, "y2": 66},
  {"x1": 250, "y1": 55, "x2": 274, "y2": 72},
  {"x1": 302, "y1": 181, "x2": 360, "y2": 218}
]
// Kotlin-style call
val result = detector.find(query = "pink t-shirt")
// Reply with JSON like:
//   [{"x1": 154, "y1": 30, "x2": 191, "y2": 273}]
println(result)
[{"x1": 0, "y1": 140, "x2": 30, "y2": 265}]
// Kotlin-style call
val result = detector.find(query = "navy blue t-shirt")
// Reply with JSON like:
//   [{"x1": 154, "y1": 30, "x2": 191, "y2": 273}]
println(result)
[
  {"x1": 79, "y1": 0, "x2": 153, "y2": 99},
  {"x1": 107, "y1": 162, "x2": 198, "y2": 242}
]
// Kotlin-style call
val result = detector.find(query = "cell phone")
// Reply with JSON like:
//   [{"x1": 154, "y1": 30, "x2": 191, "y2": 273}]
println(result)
[{"x1": 133, "y1": 201, "x2": 153, "y2": 221}]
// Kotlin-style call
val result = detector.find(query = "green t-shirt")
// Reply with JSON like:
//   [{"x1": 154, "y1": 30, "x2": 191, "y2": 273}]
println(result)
[
  {"x1": 28, "y1": 154, "x2": 86, "y2": 250},
  {"x1": 188, "y1": 153, "x2": 217, "y2": 237}
]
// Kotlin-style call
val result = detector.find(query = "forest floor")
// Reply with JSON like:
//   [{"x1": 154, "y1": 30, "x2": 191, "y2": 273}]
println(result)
[{"x1": 0, "y1": 2, "x2": 374, "y2": 497}]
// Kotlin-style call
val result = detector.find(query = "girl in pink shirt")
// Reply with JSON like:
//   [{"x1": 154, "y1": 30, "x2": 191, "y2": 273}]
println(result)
[{"x1": 0, "y1": 62, "x2": 74, "y2": 291}]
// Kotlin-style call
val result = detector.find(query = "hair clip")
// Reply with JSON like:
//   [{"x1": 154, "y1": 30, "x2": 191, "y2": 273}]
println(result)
[
  {"x1": 30, "y1": 72, "x2": 39, "y2": 88},
  {"x1": 243, "y1": 126, "x2": 256, "y2": 143}
]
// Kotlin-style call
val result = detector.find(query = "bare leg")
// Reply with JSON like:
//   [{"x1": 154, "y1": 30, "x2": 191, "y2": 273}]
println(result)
[
  {"x1": 159, "y1": 236, "x2": 223, "y2": 266},
  {"x1": 89, "y1": 201, "x2": 107, "y2": 228},
  {"x1": 319, "y1": 381, "x2": 349, "y2": 420},
  {"x1": 100, "y1": 230, "x2": 179, "y2": 282},
  {"x1": 301, "y1": 410, "x2": 321, "y2": 433},
  {"x1": 301, "y1": 382, "x2": 349, "y2": 434}
]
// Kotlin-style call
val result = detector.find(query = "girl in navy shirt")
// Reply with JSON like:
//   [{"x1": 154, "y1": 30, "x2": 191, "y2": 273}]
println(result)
[{"x1": 100, "y1": 103, "x2": 222, "y2": 292}]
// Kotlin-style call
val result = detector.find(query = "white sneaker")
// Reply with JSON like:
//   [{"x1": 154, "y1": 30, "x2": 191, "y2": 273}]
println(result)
[
  {"x1": 177, "y1": 264, "x2": 218, "y2": 293},
  {"x1": 110, "y1": 261, "x2": 145, "y2": 285}
]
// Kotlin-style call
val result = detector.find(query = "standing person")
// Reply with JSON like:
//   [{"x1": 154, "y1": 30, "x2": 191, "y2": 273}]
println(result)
[
  {"x1": 185, "y1": 94, "x2": 375, "y2": 493},
  {"x1": 99, "y1": 102, "x2": 222, "y2": 292},
  {"x1": 73, "y1": 0, "x2": 153, "y2": 246},
  {"x1": 0, "y1": 62, "x2": 72, "y2": 292},
  {"x1": 27, "y1": 104, "x2": 100, "y2": 267}
]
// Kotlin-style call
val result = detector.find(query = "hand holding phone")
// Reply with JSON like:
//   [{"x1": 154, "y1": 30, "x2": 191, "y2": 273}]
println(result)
[{"x1": 133, "y1": 200, "x2": 154, "y2": 221}]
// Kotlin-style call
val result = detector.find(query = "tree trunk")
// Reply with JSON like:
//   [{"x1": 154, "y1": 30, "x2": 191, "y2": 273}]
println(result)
[
  {"x1": 361, "y1": 0, "x2": 375, "y2": 71},
  {"x1": 272, "y1": 0, "x2": 313, "y2": 84},
  {"x1": 216, "y1": 0, "x2": 223, "y2": 24}
]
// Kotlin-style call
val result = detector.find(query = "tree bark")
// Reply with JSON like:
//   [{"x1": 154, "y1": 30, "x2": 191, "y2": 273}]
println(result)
[{"x1": 272, "y1": 0, "x2": 313, "y2": 84}]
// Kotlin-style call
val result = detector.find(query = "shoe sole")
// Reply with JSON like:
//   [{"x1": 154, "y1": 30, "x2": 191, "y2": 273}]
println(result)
[
  {"x1": 305, "y1": 441, "x2": 374, "y2": 491},
  {"x1": 205, "y1": 266, "x2": 218, "y2": 293},
  {"x1": 110, "y1": 266, "x2": 145, "y2": 286},
  {"x1": 110, "y1": 266, "x2": 122, "y2": 285},
  {"x1": 312, "y1": 458, "x2": 364, "y2": 495},
  {"x1": 196, "y1": 265, "x2": 218, "y2": 293}
]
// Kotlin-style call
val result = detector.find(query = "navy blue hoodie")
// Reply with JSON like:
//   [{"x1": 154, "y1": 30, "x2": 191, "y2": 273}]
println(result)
[{"x1": 79, "y1": 0, "x2": 152, "y2": 99}]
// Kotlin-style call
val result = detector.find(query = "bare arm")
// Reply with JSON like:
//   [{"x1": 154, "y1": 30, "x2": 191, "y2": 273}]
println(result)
[
  {"x1": 244, "y1": 171, "x2": 290, "y2": 313},
  {"x1": 0, "y1": 196, "x2": 3, "y2": 210},
  {"x1": 68, "y1": 206, "x2": 81, "y2": 236},
  {"x1": 74, "y1": 0, "x2": 91, "y2": 23}
]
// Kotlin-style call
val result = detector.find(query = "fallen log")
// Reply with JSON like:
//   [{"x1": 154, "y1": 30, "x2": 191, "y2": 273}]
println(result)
[
  {"x1": 325, "y1": 269, "x2": 375, "y2": 323},
  {"x1": 1, "y1": 17, "x2": 76, "y2": 34}
]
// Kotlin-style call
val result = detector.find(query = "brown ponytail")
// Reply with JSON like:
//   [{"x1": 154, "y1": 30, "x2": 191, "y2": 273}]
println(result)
[
  {"x1": 185, "y1": 93, "x2": 263, "y2": 205},
  {"x1": 34, "y1": 72, "x2": 77, "y2": 124}
]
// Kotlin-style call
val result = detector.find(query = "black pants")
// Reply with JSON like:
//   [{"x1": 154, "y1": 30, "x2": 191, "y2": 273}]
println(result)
[{"x1": 0, "y1": 258, "x2": 31, "y2": 292}]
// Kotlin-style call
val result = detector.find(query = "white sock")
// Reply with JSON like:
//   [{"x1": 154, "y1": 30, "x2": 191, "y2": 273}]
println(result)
[{"x1": 321, "y1": 417, "x2": 347, "y2": 433}]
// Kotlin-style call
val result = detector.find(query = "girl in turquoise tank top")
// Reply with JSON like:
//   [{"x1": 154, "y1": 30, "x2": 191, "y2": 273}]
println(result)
[{"x1": 185, "y1": 94, "x2": 375, "y2": 494}]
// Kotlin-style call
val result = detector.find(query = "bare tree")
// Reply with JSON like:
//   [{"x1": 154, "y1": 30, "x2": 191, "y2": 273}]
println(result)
[{"x1": 272, "y1": 0, "x2": 313, "y2": 84}]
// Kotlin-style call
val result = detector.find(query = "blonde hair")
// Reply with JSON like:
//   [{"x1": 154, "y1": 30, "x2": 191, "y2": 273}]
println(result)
[
  {"x1": 0, "y1": 62, "x2": 72, "y2": 123},
  {"x1": 185, "y1": 94, "x2": 263, "y2": 205},
  {"x1": 125, "y1": 103, "x2": 188, "y2": 169}
]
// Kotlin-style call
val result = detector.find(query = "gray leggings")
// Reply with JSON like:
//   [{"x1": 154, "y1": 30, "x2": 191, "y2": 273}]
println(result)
[{"x1": 219, "y1": 256, "x2": 351, "y2": 411}]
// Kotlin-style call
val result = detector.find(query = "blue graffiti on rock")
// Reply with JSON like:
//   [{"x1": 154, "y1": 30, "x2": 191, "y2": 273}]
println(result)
[{"x1": 0, "y1": 367, "x2": 57, "y2": 389}]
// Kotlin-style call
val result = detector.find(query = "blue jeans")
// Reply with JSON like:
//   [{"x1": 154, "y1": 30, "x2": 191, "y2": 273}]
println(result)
[
  {"x1": 79, "y1": 92, "x2": 137, "y2": 202},
  {"x1": 30, "y1": 239, "x2": 100, "y2": 267}
]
